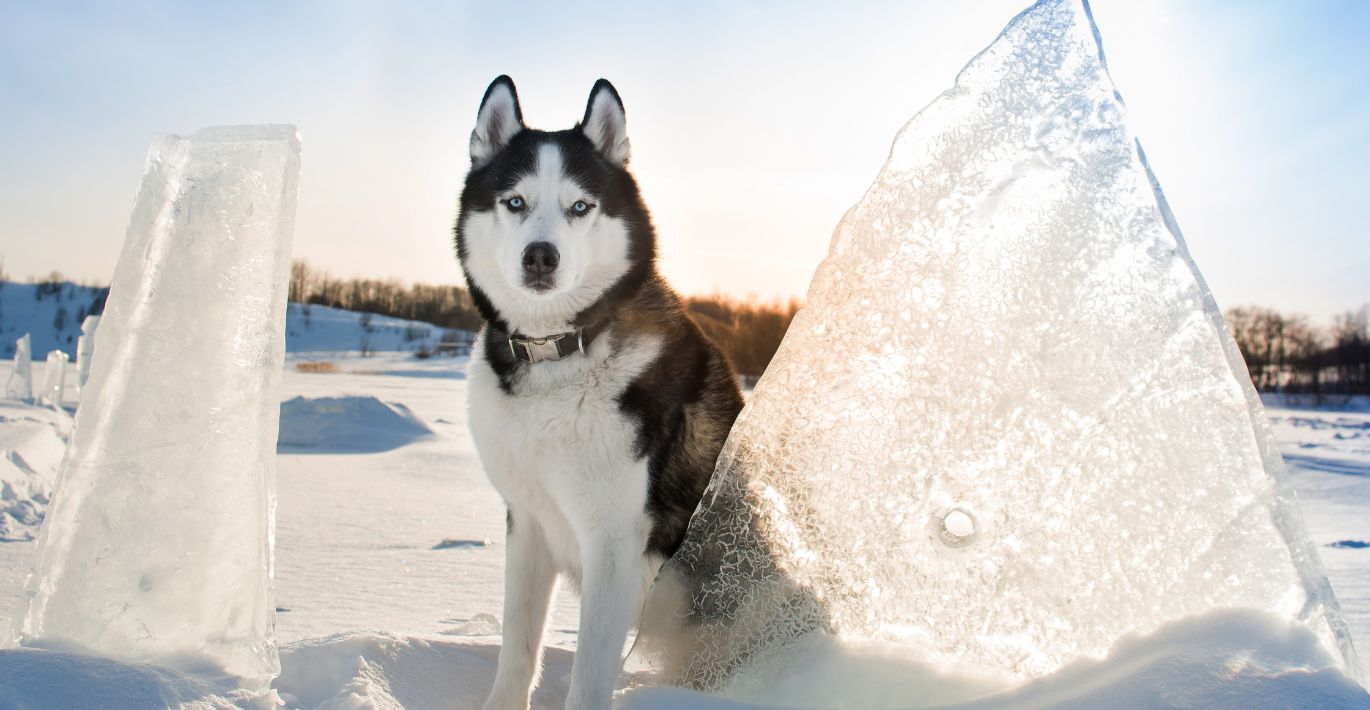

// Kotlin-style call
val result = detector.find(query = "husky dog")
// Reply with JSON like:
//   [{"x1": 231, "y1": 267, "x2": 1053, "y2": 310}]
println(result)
[{"x1": 454, "y1": 76, "x2": 744, "y2": 710}]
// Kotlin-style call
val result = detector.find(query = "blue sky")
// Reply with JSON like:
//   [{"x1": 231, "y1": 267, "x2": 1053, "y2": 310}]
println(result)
[{"x1": 1, "y1": 0, "x2": 1367, "y2": 321}]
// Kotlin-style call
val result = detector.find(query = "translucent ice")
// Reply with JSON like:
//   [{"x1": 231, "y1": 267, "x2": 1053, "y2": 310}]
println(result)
[
  {"x1": 13, "y1": 125, "x2": 301, "y2": 691},
  {"x1": 76, "y1": 315, "x2": 99, "y2": 390},
  {"x1": 5, "y1": 334, "x2": 33, "y2": 401},
  {"x1": 37, "y1": 351, "x2": 67, "y2": 408},
  {"x1": 629, "y1": 0, "x2": 1360, "y2": 692}
]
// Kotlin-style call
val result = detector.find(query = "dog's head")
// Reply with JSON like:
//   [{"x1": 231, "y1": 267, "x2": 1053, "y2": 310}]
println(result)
[{"x1": 455, "y1": 76, "x2": 655, "y2": 336}]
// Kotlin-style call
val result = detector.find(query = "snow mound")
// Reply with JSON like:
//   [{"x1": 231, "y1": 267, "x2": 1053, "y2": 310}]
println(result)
[
  {"x1": 0, "y1": 635, "x2": 575, "y2": 710},
  {"x1": 0, "y1": 638, "x2": 567, "y2": 710},
  {"x1": 0, "y1": 646, "x2": 274, "y2": 710},
  {"x1": 278, "y1": 396, "x2": 434, "y2": 454},
  {"x1": 622, "y1": 610, "x2": 1370, "y2": 710},
  {"x1": 0, "y1": 401, "x2": 70, "y2": 542},
  {"x1": 272, "y1": 634, "x2": 572, "y2": 710},
  {"x1": 2, "y1": 598, "x2": 1364, "y2": 709}
]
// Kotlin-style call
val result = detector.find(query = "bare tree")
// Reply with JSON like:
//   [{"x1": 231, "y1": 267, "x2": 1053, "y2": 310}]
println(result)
[
  {"x1": 687, "y1": 293, "x2": 802, "y2": 378},
  {"x1": 1227, "y1": 304, "x2": 1369, "y2": 396},
  {"x1": 288, "y1": 260, "x2": 315, "y2": 303},
  {"x1": 1330, "y1": 306, "x2": 1370, "y2": 394}
]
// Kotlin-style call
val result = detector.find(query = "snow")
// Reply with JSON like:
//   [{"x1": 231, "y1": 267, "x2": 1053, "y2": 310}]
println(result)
[
  {"x1": 0, "y1": 632, "x2": 577, "y2": 710},
  {"x1": 622, "y1": 610, "x2": 1369, "y2": 710},
  {"x1": 267, "y1": 353, "x2": 581, "y2": 652},
  {"x1": 0, "y1": 351, "x2": 1367, "y2": 707},
  {"x1": 9, "y1": 615, "x2": 1364, "y2": 710},
  {"x1": 278, "y1": 396, "x2": 433, "y2": 454},
  {"x1": 272, "y1": 634, "x2": 573, "y2": 710},
  {"x1": 0, "y1": 646, "x2": 273, "y2": 710},
  {"x1": 0, "y1": 283, "x2": 106, "y2": 363},
  {"x1": 286, "y1": 303, "x2": 470, "y2": 356},
  {"x1": 1266, "y1": 404, "x2": 1370, "y2": 684},
  {"x1": 12, "y1": 124, "x2": 302, "y2": 692},
  {"x1": 1, "y1": 284, "x2": 468, "y2": 365},
  {"x1": 629, "y1": 0, "x2": 1358, "y2": 691},
  {"x1": 0, "y1": 401, "x2": 69, "y2": 543}
]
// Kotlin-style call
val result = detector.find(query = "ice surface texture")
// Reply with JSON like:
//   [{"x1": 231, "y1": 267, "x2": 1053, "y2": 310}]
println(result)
[
  {"x1": 629, "y1": 0, "x2": 1361, "y2": 691},
  {"x1": 13, "y1": 125, "x2": 301, "y2": 691}
]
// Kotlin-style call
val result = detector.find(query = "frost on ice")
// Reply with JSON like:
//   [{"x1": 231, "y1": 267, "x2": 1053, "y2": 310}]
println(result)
[
  {"x1": 13, "y1": 125, "x2": 301, "y2": 691},
  {"x1": 628, "y1": 0, "x2": 1360, "y2": 692}
]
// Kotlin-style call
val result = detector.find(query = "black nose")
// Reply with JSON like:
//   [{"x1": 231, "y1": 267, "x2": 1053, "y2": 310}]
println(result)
[{"x1": 521, "y1": 241, "x2": 559, "y2": 276}]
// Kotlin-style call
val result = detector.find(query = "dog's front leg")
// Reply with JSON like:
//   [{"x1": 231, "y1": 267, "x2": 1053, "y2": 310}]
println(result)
[
  {"x1": 484, "y1": 510, "x2": 559, "y2": 710},
  {"x1": 565, "y1": 525, "x2": 645, "y2": 710}
]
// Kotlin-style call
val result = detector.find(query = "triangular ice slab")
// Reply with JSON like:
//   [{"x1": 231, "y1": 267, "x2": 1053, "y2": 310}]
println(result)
[{"x1": 628, "y1": 0, "x2": 1360, "y2": 691}]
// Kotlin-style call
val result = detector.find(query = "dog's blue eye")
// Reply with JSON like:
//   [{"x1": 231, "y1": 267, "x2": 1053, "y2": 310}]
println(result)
[
  {"x1": 572, "y1": 201, "x2": 590, "y2": 214},
  {"x1": 506, "y1": 197, "x2": 525, "y2": 211}
]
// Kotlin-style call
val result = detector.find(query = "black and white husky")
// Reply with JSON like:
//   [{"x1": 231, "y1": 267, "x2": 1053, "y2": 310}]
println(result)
[{"x1": 454, "y1": 76, "x2": 744, "y2": 709}]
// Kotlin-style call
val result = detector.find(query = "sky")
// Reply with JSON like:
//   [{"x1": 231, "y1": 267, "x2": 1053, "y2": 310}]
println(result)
[{"x1": 1, "y1": 0, "x2": 1367, "y2": 322}]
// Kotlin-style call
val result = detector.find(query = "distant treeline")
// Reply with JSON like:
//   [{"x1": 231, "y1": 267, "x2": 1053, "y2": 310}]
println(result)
[
  {"x1": 3, "y1": 272, "x2": 109, "y2": 325},
  {"x1": 30, "y1": 263, "x2": 1364, "y2": 394},
  {"x1": 1224, "y1": 305, "x2": 1370, "y2": 396},
  {"x1": 685, "y1": 295, "x2": 801, "y2": 380},
  {"x1": 288, "y1": 261, "x2": 801, "y2": 377},
  {"x1": 289, "y1": 261, "x2": 485, "y2": 332}
]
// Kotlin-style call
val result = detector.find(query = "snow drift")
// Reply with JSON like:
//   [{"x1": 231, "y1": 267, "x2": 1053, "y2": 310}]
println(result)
[
  {"x1": 2, "y1": 611, "x2": 1366, "y2": 709},
  {"x1": 278, "y1": 396, "x2": 434, "y2": 454},
  {"x1": 0, "y1": 401, "x2": 69, "y2": 542},
  {"x1": 622, "y1": 610, "x2": 1370, "y2": 710}
]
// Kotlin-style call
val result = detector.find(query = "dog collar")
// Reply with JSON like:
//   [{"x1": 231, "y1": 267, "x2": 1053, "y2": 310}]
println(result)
[{"x1": 504, "y1": 322, "x2": 605, "y2": 364}]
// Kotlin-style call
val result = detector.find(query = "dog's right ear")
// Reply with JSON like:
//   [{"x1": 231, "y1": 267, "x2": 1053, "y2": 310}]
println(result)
[{"x1": 470, "y1": 75, "x2": 524, "y2": 168}]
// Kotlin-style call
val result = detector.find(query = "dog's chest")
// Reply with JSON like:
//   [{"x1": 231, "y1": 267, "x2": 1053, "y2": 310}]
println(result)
[
  {"x1": 482, "y1": 377, "x2": 632, "y2": 465},
  {"x1": 467, "y1": 332, "x2": 661, "y2": 530}
]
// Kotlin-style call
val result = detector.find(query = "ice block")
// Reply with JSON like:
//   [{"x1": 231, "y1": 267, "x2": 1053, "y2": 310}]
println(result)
[
  {"x1": 13, "y1": 125, "x2": 301, "y2": 692},
  {"x1": 628, "y1": 0, "x2": 1360, "y2": 692}
]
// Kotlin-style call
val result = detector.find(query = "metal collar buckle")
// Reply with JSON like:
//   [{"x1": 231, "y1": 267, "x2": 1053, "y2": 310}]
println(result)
[{"x1": 508, "y1": 330, "x2": 585, "y2": 364}]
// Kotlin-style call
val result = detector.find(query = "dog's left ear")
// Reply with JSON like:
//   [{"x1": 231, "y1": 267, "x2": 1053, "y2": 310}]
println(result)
[{"x1": 580, "y1": 79, "x2": 630, "y2": 165}]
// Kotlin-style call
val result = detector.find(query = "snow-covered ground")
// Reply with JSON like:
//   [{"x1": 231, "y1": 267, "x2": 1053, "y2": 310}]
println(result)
[
  {"x1": 0, "y1": 282, "x2": 107, "y2": 360},
  {"x1": 0, "y1": 278, "x2": 473, "y2": 364},
  {"x1": 284, "y1": 303, "x2": 472, "y2": 356},
  {"x1": 268, "y1": 352, "x2": 582, "y2": 651},
  {"x1": 1264, "y1": 395, "x2": 1370, "y2": 670},
  {"x1": 0, "y1": 353, "x2": 1367, "y2": 707}
]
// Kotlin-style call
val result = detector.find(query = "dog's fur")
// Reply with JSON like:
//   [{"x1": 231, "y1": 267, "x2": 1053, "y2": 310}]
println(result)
[{"x1": 454, "y1": 76, "x2": 744, "y2": 710}]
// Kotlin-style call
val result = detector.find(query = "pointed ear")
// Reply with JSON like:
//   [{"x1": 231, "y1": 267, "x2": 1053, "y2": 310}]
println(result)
[
  {"x1": 580, "y1": 79, "x2": 630, "y2": 164},
  {"x1": 470, "y1": 75, "x2": 524, "y2": 168}
]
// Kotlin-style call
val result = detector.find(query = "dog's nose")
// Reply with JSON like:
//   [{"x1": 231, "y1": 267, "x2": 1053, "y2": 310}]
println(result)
[{"x1": 521, "y1": 242, "x2": 559, "y2": 276}]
